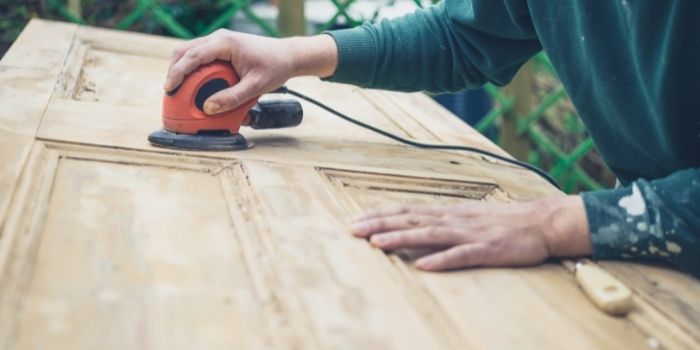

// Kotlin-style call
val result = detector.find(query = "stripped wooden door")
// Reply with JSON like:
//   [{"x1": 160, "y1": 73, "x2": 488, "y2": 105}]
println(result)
[{"x1": 1, "y1": 20, "x2": 699, "y2": 350}]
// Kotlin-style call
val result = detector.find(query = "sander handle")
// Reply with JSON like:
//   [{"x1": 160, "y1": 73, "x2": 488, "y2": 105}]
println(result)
[{"x1": 248, "y1": 99, "x2": 303, "y2": 129}]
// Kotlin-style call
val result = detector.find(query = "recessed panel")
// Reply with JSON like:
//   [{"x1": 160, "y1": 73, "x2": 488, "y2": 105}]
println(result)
[
  {"x1": 324, "y1": 168, "x2": 502, "y2": 209},
  {"x1": 15, "y1": 156, "x2": 266, "y2": 349}
]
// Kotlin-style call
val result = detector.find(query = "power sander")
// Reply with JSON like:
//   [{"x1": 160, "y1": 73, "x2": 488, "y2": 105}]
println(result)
[{"x1": 148, "y1": 60, "x2": 302, "y2": 151}]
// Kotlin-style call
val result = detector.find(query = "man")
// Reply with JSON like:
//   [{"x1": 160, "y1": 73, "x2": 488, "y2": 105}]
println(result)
[{"x1": 164, "y1": 0, "x2": 699, "y2": 276}]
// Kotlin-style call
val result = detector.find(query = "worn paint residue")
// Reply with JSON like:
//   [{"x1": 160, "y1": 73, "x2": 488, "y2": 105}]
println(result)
[
  {"x1": 666, "y1": 241, "x2": 682, "y2": 254},
  {"x1": 618, "y1": 183, "x2": 645, "y2": 216}
]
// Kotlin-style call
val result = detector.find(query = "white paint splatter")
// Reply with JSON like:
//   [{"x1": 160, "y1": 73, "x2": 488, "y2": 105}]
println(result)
[
  {"x1": 593, "y1": 224, "x2": 621, "y2": 245},
  {"x1": 619, "y1": 183, "x2": 646, "y2": 216},
  {"x1": 666, "y1": 241, "x2": 682, "y2": 254},
  {"x1": 649, "y1": 224, "x2": 661, "y2": 237},
  {"x1": 649, "y1": 244, "x2": 659, "y2": 254}
]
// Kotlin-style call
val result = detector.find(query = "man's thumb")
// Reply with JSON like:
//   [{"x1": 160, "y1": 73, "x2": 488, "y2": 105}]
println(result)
[{"x1": 204, "y1": 77, "x2": 261, "y2": 115}]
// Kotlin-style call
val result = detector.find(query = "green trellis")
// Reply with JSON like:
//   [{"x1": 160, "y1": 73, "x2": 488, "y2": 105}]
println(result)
[
  {"x1": 48, "y1": 0, "x2": 280, "y2": 37},
  {"x1": 45, "y1": 0, "x2": 609, "y2": 193},
  {"x1": 477, "y1": 55, "x2": 605, "y2": 192}
]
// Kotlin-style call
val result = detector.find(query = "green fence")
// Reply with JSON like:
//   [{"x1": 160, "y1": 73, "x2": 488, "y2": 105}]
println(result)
[{"x1": 43, "y1": 0, "x2": 614, "y2": 193}]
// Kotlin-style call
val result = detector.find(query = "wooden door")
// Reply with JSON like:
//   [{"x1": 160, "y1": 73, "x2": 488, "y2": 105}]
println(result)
[{"x1": 1, "y1": 20, "x2": 699, "y2": 350}]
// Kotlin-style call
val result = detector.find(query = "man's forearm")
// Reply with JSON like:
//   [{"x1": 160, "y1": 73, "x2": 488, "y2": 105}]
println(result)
[{"x1": 285, "y1": 35, "x2": 338, "y2": 79}]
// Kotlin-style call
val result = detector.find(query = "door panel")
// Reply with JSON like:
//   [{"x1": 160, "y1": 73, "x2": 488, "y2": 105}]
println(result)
[
  {"x1": 16, "y1": 149, "x2": 266, "y2": 349},
  {"x1": 233, "y1": 161, "x2": 455, "y2": 349},
  {"x1": 1, "y1": 144, "x2": 265, "y2": 349}
]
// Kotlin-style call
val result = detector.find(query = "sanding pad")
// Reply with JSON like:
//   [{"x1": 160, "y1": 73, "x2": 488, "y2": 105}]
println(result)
[{"x1": 148, "y1": 129, "x2": 253, "y2": 151}]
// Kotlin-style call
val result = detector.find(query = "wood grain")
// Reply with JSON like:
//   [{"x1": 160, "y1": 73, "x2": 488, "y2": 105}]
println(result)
[
  {"x1": 12, "y1": 150, "x2": 268, "y2": 349},
  {"x1": 0, "y1": 19, "x2": 77, "y2": 72}
]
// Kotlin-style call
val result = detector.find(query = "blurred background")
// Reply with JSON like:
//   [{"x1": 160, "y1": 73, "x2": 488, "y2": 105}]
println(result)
[{"x1": 0, "y1": 0, "x2": 616, "y2": 193}]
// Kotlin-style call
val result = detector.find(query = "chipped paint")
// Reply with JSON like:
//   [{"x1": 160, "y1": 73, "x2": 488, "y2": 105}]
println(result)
[
  {"x1": 592, "y1": 224, "x2": 622, "y2": 245},
  {"x1": 666, "y1": 241, "x2": 682, "y2": 254},
  {"x1": 649, "y1": 244, "x2": 659, "y2": 254}
]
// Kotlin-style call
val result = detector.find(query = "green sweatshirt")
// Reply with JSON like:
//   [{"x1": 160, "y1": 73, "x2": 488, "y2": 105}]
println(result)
[{"x1": 326, "y1": 0, "x2": 700, "y2": 277}]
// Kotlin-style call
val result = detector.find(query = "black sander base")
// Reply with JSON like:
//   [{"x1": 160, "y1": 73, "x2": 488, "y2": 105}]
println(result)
[{"x1": 148, "y1": 129, "x2": 253, "y2": 151}]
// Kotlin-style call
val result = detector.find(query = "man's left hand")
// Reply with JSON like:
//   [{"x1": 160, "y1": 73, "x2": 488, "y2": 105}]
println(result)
[{"x1": 351, "y1": 196, "x2": 592, "y2": 271}]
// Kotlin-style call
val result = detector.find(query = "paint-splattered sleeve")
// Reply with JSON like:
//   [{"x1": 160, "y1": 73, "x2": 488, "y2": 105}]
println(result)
[{"x1": 581, "y1": 168, "x2": 700, "y2": 277}]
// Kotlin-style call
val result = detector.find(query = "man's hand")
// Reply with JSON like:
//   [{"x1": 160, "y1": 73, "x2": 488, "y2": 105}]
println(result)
[
  {"x1": 351, "y1": 196, "x2": 592, "y2": 271},
  {"x1": 164, "y1": 29, "x2": 337, "y2": 115}
]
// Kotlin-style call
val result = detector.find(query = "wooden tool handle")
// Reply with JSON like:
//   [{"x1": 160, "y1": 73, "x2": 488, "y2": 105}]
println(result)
[{"x1": 575, "y1": 263, "x2": 634, "y2": 316}]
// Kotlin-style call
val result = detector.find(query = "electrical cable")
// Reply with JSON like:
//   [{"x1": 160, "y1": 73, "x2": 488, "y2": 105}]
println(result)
[{"x1": 275, "y1": 86, "x2": 560, "y2": 189}]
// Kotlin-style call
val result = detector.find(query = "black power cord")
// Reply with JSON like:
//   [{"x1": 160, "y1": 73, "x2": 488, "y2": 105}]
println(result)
[{"x1": 276, "y1": 86, "x2": 560, "y2": 189}]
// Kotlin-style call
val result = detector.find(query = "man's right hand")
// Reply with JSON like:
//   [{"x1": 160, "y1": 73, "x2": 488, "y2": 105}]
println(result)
[{"x1": 164, "y1": 29, "x2": 338, "y2": 115}]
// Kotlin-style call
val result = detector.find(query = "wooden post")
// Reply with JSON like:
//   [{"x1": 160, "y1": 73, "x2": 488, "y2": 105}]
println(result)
[
  {"x1": 277, "y1": 0, "x2": 306, "y2": 37},
  {"x1": 68, "y1": 0, "x2": 82, "y2": 18},
  {"x1": 499, "y1": 60, "x2": 534, "y2": 160}
]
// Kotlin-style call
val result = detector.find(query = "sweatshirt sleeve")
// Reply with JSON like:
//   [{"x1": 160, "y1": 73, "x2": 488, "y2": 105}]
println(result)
[
  {"x1": 582, "y1": 168, "x2": 700, "y2": 277},
  {"x1": 324, "y1": 0, "x2": 542, "y2": 93}
]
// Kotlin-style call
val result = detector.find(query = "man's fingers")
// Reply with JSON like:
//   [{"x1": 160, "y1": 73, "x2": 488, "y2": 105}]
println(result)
[
  {"x1": 203, "y1": 77, "x2": 263, "y2": 115},
  {"x1": 354, "y1": 205, "x2": 446, "y2": 222},
  {"x1": 164, "y1": 38, "x2": 231, "y2": 92},
  {"x1": 351, "y1": 214, "x2": 444, "y2": 238},
  {"x1": 169, "y1": 37, "x2": 207, "y2": 66},
  {"x1": 165, "y1": 38, "x2": 210, "y2": 90},
  {"x1": 369, "y1": 227, "x2": 461, "y2": 250},
  {"x1": 168, "y1": 29, "x2": 231, "y2": 66},
  {"x1": 415, "y1": 244, "x2": 486, "y2": 271}
]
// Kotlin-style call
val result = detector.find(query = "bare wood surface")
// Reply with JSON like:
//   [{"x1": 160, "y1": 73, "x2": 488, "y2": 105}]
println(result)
[{"x1": 1, "y1": 19, "x2": 699, "y2": 350}]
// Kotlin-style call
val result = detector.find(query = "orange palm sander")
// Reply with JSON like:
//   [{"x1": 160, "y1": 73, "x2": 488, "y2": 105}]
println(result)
[{"x1": 148, "y1": 60, "x2": 302, "y2": 151}]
